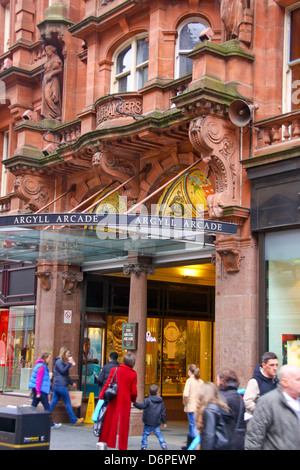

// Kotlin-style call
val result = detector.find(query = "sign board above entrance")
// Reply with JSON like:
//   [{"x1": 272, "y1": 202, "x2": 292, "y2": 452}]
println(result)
[{"x1": 0, "y1": 213, "x2": 237, "y2": 235}]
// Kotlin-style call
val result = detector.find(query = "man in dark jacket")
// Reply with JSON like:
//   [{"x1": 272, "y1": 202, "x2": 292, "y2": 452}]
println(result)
[
  {"x1": 245, "y1": 364, "x2": 300, "y2": 450},
  {"x1": 97, "y1": 352, "x2": 118, "y2": 392},
  {"x1": 244, "y1": 352, "x2": 279, "y2": 415},
  {"x1": 134, "y1": 384, "x2": 168, "y2": 450}
]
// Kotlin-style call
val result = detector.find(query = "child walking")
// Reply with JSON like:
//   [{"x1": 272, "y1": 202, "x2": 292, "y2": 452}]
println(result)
[{"x1": 134, "y1": 384, "x2": 168, "y2": 450}]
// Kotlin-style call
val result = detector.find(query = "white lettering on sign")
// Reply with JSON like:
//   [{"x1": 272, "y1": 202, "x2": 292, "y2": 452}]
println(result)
[{"x1": 146, "y1": 331, "x2": 156, "y2": 342}]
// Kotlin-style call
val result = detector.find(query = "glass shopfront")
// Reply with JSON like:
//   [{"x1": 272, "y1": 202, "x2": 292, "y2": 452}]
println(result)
[
  {"x1": 105, "y1": 315, "x2": 212, "y2": 396},
  {"x1": 82, "y1": 275, "x2": 214, "y2": 397},
  {"x1": 266, "y1": 229, "x2": 300, "y2": 366}
]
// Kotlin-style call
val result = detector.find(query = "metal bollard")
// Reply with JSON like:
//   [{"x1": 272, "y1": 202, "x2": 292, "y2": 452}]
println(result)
[{"x1": 96, "y1": 442, "x2": 107, "y2": 450}]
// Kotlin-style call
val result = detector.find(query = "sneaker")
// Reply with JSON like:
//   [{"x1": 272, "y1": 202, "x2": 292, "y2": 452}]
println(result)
[
  {"x1": 74, "y1": 418, "x2": 84, "y2": 426},
  {"x1": 141, "y1": 447, "x2": 147, "y2": 450},
  {"x1": 51, "y1": 423, "x2": 61, "y2": 429},
  {"x1": 161, "y1": 445, "x2": 168, "y2": 450}
]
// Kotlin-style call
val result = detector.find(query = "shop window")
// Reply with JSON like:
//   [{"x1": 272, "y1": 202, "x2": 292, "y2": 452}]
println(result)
[
  {"x1": 284, "y1": 4, "x2": 300, "y2": 111},
  {"x1": 112, "y1": 36, "x2": 149, "y2": 93},
  {"x1": 3, "y1": 306, "x2": 35, "y2": 393},
  {"x1": 175, "y1": 18, "x2": 210, "y2": 79},
  {"x1": 0, "y1": 263, "x2": 36, "y2": 304},
  {"x1": 265, "y1": 229, "x2": 300, "y2": 366},
  {"x1": 0, "y1": 309, "x2": 9, "y2": 389},
  {"x1": 105, "y1": 315, "x2": 213, "y2": 396}
]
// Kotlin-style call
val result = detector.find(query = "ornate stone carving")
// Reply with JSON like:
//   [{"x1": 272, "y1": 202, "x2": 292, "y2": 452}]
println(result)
[
  {"x1": 92, "y1": 150, "x2": 140, "y2": 200},
  {"x1": 215, "y1": 235, "x2": 241, "y2": 273},
  {"x1": 96, "y1": 94, "x2": 143, "y2": 127},
  {"x1": 62, "y1": 271, "x2": 83, "y2": 295},
  {"x1": 123, "y1": 263, "x2": 155, "y2": 276},
  {"x1": 14, "y1": 175, "x2": 54, "y2": 212},
  {"x1": 41, "y1": 45, "x2": 63, "y2": 122},
  {"x1": 189, "y1": 115, "x2": 239, "y2": 218},
  {"x1": 221, "y1": 0, "x2": 253, "y2": 45},
  {"x1": 36, "y1": 271, "x2": 52, "y2": 290}
]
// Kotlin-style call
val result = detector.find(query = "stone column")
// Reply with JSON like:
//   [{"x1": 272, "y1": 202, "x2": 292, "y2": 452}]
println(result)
[{"x1": 123, "y1": 258, "x2": 155, "y2": 401}]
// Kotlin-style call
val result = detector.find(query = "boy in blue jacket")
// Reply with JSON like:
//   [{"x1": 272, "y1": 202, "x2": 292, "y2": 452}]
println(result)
[{"x1": 134, "y1": 384, "x2": 167, "y2": 450}]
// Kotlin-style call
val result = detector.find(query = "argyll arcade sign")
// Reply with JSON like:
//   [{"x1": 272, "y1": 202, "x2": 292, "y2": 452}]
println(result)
[{"x1": 0, "y1": 212, "x2": 237, "y2": 236}]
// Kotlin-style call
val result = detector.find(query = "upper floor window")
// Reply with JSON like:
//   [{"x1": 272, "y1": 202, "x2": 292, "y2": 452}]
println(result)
[
  {"x1": 284, "y1": 4, "x2": 300, "y2": 111},
  {"x1": 175, "y1": 18, "x2": 210, "y2": 79},
  {"x1": 112, "y1": 36, "x2": 149, "y2": 93}
]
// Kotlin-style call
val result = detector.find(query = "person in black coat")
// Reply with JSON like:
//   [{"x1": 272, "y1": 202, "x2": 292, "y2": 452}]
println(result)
[
  {"x1": 217, "y1": 369, "x2": 246, "y2": 450},
  {"x1": 195, "y1": 381, "x2": 234, "y2": 450},
  {"x1": 97, "y1": 352, "x2": 119, "y2": 392}
]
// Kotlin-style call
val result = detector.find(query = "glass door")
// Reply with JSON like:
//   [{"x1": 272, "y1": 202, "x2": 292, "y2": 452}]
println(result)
[{"x1": 81, "y1": 327, "x2": 105, "y2": 397}]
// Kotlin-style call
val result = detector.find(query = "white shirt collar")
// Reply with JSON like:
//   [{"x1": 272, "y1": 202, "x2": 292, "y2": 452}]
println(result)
[{"x1": 283, "y1": 392, "x2": 300, "y2": 412}]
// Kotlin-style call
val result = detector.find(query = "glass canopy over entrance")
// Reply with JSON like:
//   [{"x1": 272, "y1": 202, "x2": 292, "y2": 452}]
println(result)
[{"x1": 0, "y1": 225, "x2": 216, "y2": 268}]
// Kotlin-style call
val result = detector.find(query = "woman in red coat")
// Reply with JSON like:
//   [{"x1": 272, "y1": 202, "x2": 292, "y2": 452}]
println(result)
[{"x1": 99, "y1": 353, "x2": 137, "y2": 450}]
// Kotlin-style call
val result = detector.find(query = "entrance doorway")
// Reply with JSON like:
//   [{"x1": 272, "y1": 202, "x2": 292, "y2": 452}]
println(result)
[{"x1": 81, "y1": 262, "x2": 215, "y2": 399}]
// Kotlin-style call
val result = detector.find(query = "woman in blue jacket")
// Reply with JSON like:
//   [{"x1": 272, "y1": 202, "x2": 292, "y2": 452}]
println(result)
[
  {"x1": 49, "y1": 347, "x2": 83, "y2": 426},
  {"x1": 29, "y1": 352, "x2": 59, "y2": 428}
]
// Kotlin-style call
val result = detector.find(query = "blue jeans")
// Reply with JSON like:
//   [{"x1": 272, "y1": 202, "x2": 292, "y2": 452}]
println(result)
[
  {"x1": 50, "y1": 386, "x2": 78, "y2": 424},
  {"x1": 187, "y1": 412, "x2": 198, "y2": 438},
  {"x1": 141, "y1": 424, "x2": 167, "y2": 449},
  {"x1": 31, "y1": 389, "x2": 54, "y2": 426}
]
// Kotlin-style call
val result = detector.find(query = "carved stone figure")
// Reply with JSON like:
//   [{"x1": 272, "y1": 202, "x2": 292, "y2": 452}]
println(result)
[
  {"x1": 41, "y1": 45, "x2": 63, "y2": 121},
  {"x1": 220, "y1": 0, "x2": 244, "y2": 41}
]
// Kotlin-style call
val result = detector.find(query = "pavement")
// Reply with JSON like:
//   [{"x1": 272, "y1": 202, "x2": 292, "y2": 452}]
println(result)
[{"x1": 49, "y1": 420, "x2": 189, "y2": 451}]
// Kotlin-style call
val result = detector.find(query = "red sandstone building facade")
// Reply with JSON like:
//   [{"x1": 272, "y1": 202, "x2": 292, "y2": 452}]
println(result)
[{"x1": 0, "y1": 0, "x2": 299, "y2": 422}]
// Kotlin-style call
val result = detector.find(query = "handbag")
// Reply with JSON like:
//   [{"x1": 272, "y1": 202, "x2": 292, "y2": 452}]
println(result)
[
  {"x1": 93, "y1": 401, "x2": 108, "y2": 437},
  {"x1": 104, "y1": 366, "x2": 118, "y2": 401}
]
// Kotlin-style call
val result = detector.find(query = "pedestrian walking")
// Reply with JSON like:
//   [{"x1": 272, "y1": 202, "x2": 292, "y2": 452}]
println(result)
[
  {"x1": 182, "y1": 364, "x2": 203, "y2": 448},
  {"x1": 28, "y1": 352, "x2": 60, "y2": 429},
  {"x1": 134, "y1": 384, "x2": 168, "y2": 450},
  {"x1": 98, "y1": 353, "x2": 137, "y2": 450},
  {"x1": 217, "y1": 369, "x2": 246, "y2": 449},
  {"x1": 97, "y1": 351, "x2": 119, "y2": 392},
  {"x1": 195, "y1": 381, "x2": 234, "y2": 450},
  {"x1": 49, "y1": 347, "x2": 84, "y2": 426},
  {"x1": 245, "y1": 364, "x2": 300, "y2": 450},
  {"x1": 244, "y1": 352, "x2": 279, "y2": 415}
]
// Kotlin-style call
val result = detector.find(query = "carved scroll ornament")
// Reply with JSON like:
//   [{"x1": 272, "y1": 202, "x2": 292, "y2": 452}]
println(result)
[
  {"x1": 92, "y1": 150, "x2": 139, "y2": 201},
  {"x1": 189, "y1": 116, "x2": 239, "y2": 218},
  {"x1": 14, "y1": 175, "x2": 54, "y2": 212}
]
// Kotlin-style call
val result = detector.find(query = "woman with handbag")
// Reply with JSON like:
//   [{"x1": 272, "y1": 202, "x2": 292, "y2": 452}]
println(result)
[
  {"x1": 49, "y1": 346, "x2": 84, "y2": 426},
  {"x1": 195, "y1": 382, "x2": 234, "y2": 450},
  {"x1": 217, "y1": 369, "x2": 246, "y2": 450},
  {"x1": 98, "y1": 353, "x2": 137, "y2": 450}
]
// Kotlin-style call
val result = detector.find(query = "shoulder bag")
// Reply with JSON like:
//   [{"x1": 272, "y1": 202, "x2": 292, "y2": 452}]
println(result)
[{"x1": 104, "y1": 366, "x2": 118, "y2": 401}]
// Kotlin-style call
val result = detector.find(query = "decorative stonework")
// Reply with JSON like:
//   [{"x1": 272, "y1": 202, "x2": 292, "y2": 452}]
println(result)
[
  {"x1": 215, "y1": 235, "x2": 242, "y2": 273},
  {"x1": 62, "y1": 271, "x2": 83, "y2": 294},
  {"x1": 95, "y1": 94, "x2": 143, "y2": 128},
  {"x1": 189, "y1": 115, "x2": 239, "y2": 218},
  {"x1": 123, "y1": 263, "x2": 155, "y2": 276},
  {"x1": 36, "y1": 271, "x2": 52, "y2": 290},
  {"x1": 14, "y1": 175, "x2": 54, "y2": 212},
  {"x1": 220, "y1": 0, "x2": 253, "y2": 45},
  {"x1": 92, "y1": 150, "x2": 140, "y2": 201}
]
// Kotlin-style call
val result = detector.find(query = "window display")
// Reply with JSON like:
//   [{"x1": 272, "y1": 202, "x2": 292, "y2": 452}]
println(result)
[
  {"x1": 105, "y1": 315, "x2": 212, "y2": 397},
  {"x1": 266, "y1": 230, "x2": 300, "y2": 365},
  {"x1": 4, "y1": 306, "x2": 35, "y2": 393}
]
